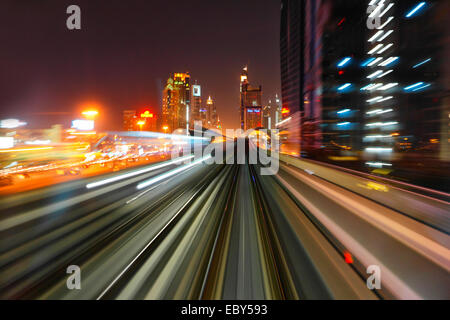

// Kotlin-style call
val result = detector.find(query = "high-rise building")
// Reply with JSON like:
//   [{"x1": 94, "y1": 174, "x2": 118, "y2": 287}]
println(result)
[
  {"x1": 263, "y1": 105, "x2": 271, "y2": 129},
  {"x1": 162, "y1": 72, "x2": 191, "y2": 132},
  {"x1": 264, "y1": 94, "x2": 282, "y2": 129},
  {"x1": 280, "y1": 0, "x2": 449, "y2": 166},
  {"x1": 123, "y1": 110, "x2": 137, "y2": 131},
  {"x1": 280, "y1": 0, "x2": 333, "y2": 154},
  {"x1": 207, "y1": 96, "x2": 218, "y2": 128},
  {"x1": 280, "y1": 0, "x2": 304, "y2": 119},
  {"x1": 191, "y1": 83, "x2": 204, "y2": 126},
  {"x1": 240, "y1": 66, "x2": 263, "y2": 130}
]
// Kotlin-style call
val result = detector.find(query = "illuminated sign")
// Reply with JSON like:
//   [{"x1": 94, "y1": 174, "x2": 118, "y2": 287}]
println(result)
[
  {"x1": 193, "y1": 85, "x2": 201, "y2": 97},
  {"x1": 72, "y1": 119, "x2": 95, "y2": 131},
  {"x1": 0, "y1": 137, "x2": 14, "y2": 149},
  {"x1": 141, "y1": 111, "x2": 154, "y2": 118}
]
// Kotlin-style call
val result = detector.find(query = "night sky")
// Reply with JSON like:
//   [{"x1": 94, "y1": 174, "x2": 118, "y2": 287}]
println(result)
[{"x1": 0, "y1": 0, "x2": 281, "y2": 130}]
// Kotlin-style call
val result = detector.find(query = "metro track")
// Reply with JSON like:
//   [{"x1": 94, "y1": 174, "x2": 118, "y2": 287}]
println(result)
[{"x1": 0, "y1": 155, "x2": 448, "y2": 300}]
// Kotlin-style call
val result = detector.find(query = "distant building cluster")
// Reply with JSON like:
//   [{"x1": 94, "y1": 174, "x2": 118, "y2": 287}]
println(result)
[
  {"x1": 122, "y1": 72, "x2": 221, "y2": 133},
  {"x1": 239, "y1": 66, "x2": 282, "y2": 131}
]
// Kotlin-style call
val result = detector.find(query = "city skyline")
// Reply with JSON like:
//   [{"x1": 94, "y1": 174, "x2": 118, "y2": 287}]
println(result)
[{"x1": 0, "y1": 0, "x2": 281, "y2": 131}]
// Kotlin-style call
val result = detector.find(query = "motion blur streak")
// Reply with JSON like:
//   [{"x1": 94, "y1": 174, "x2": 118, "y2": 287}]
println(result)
[
  {"x1": 0, "y1": 147, "x2": 54, "y2": 153},
  {"x1": 137, "y1": 155, "x2": 212, "y2": 190},
  {"x1": 86, "y1": 155, "x2": 194, "y2": 189},
  {"x1": 281, "y1": 165, "x2": 450, "y2": 272},
  {"x1": 277, "y1": 174, "x2": 422, "y2": 300},
  {"x1": 0, "y1": 152, "x2": 448, "y2": 300}
]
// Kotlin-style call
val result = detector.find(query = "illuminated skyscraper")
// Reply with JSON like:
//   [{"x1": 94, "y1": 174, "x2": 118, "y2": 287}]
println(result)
[
  {"x1": 207, "y1": 96, "x2": 218, "y2": 128},
  {"x1": 162, "y1": 72, "x2": 191, "y2": 132},
  {"x1": 281, "y1": 0, "x2": 449, "y2": 172},
  {"x1": 191, "y1": 83, "x2": 204, "y2": 126},
  {"x1": 240, "y1": 66, "x2": 263, "y2": 130},
  {"x1": 263, "y1": 94, "x2": 281, "y2": 129}
]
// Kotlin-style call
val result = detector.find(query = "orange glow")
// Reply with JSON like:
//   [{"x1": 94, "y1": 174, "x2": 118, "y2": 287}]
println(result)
[
  {"x1": 137, "y1": 120, "x2": 146, "y2": 131},
  {"x1": 82, "y1": 110, "x2": 99, "y2": 118},
  {"x1": 71, "y1": 131, "x2": 97, "y2": 135},
  {"x1": 366, "y1": 182, "x2": 389, "y2": 192},
  {"x1": 0, "y1": 147, "x2": 54, "y2": 153},
  {"x1": 281, "y1": 108, "x2": 290, "y2": 114}
]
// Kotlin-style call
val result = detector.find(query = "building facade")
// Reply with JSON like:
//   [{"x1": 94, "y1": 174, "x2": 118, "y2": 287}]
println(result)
[
  {"x1": 162, "y1": 72, "x2": 191, "y2": 132},
  {"x1": 207, "y1": 96, "x2": 218, "y2": 129},
  {"x1": 280, "y1": 0, "x2": 449, "y2": 168},
  {"x1": 123, "y1": 110, "x2": 137, "y2": 131},
  {"x1": 240, "y1": 67, "x2": 263, "y2": 130},
  {"x1": 191, "y1": 83, "x2": 204, "y2": 126}
]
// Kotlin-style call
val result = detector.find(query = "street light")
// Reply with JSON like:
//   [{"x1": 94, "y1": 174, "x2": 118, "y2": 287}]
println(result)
[
  {"x1": 163, "y1": 126, "x2": 169, "y2": 134},
  {"x1": 82, "y1": 110, "x2": 99, "y2": 119},
  {"x1": 137, "y1": 120, "x2": 146, "y2": 131}
]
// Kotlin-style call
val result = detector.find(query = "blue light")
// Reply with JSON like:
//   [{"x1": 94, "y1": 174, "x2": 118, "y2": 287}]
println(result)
[
  {"x1": 337, "y1": 109, "x2": 351, "y2": 114},
  {"x1": 404, "y1": 82, "x2": 424, "y2": 91},
  {"x1": 405, "y1": 2, "x2": 427, "y2": 18},
  {"x1": 337, "y1": 57, "x2": 352, "y2": 68},
  {"x1": 361, "y1": 58, "x2": 375, "y2": 67},
  {"x1": 413, "y1": 58, "x2": 431, "y2": 68},
  {"x1": 383, "y1": 57, "x2": 399, "y2": 67},
  {"x1": 338, "y1": 83, "x2": 352, "y2": 91},
  {"x1": 337, "y1": 122, "x2": 351, "y2": 126},
  {"x1": 412, "y1": 84, "x2": 431, "y2": 91}
]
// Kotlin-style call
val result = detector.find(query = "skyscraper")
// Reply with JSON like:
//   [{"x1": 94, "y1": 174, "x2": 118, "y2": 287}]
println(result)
[
  {"x1": 263, "y1": 105, "x2": 271, "y2": 129},
  {"x1": 191, "y1": 83, "x2": 204, "y2": 126},
  {"x1": 162, "y1": 72, "x2": 191, "y2": 132},
  {"x1": 280, "y1": 0, "x2": 333, "y2": 154},
  {"x1": 264, "y1": 94, "x2": 282, "y2": 129},
  {"x1": 207, "y1": 96, "x2": 218, "y2": 129},
  {"x1": 240, "y1": 66, "x2": 263, "y2": 130},
  {"x1": 280, "y1": 0, "x2": 304, "y2": 119},
  {"x1": 280, "y1": 0, "x2": 448, "y2": 167}
]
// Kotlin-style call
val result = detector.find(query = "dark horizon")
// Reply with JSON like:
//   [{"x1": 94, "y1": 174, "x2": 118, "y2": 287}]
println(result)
[{"x1": 0, "y1": 0, "x2": 281, "y2": 130}]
